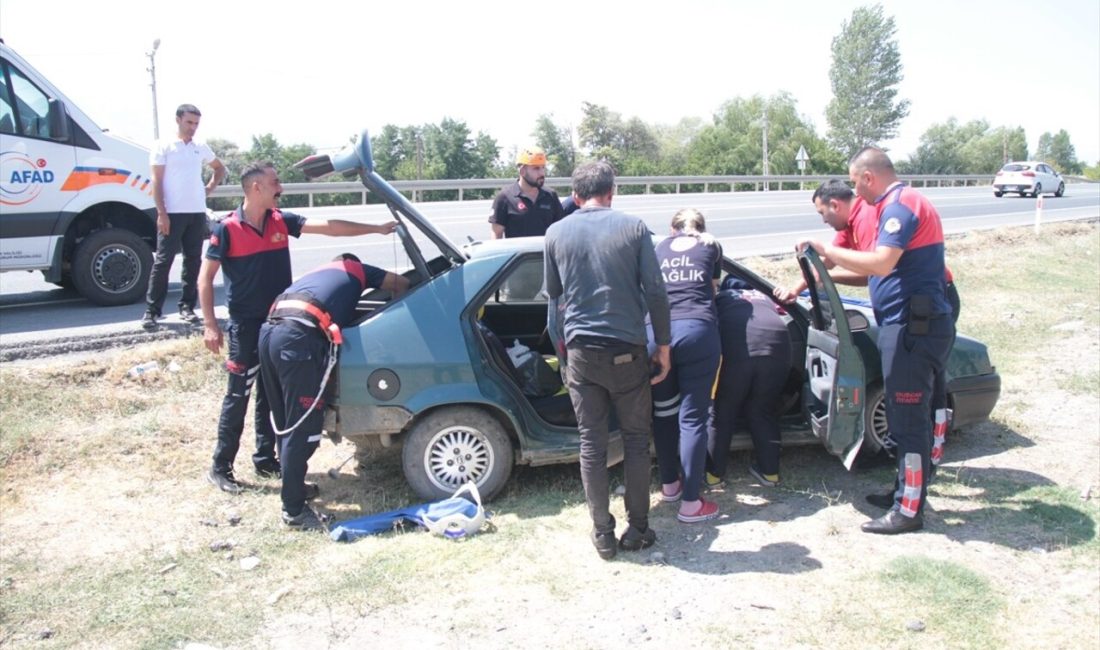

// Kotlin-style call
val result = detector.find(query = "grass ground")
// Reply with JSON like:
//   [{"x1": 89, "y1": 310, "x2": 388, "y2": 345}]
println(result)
[{"x1": 1, "y1": 221, "x2": 1097, "y2": 649}]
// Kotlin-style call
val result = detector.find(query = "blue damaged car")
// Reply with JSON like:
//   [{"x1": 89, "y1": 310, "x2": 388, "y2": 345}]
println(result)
[{"x1": 298, "y1": 131, "x2": 1001, "y2": 501}]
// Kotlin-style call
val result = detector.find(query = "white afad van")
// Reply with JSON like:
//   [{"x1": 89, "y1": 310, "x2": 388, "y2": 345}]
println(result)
[{"x1": 0, "y1": 39, "x2": 156, "y2": 305}]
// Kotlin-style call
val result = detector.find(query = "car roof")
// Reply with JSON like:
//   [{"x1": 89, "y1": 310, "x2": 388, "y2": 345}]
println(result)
[{"x1": 464, "y1": 236, "x2": 545, "y2": 260}]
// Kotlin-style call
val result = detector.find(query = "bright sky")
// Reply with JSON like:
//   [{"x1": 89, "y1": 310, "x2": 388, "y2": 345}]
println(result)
[{"x1": 2, "y1": 0, "x2": 1098, "y2": 165}]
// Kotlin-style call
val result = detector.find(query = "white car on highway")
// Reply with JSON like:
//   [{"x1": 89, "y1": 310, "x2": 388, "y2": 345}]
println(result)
[{"x1": 992, "y1": 161, "x2": 1064, "y2": 198}]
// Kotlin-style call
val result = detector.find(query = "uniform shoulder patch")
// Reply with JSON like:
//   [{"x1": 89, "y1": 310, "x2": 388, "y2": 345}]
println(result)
[{"x1": 884, "y1": 217, "x2": 902, "y2": 234}]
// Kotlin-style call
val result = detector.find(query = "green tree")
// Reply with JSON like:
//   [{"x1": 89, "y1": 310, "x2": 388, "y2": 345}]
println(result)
[
  {"x1": 206, "y1": 137, "x2": 244, "y2": 185},
  {"x1": 825, "y1": 4, "x2": 910, "y2": 158},
  {"x1": 687, "y1": 93, "x2": 843, "y2": 177},
  {"x1": 368, "y1": 119, "x2": 500, "y2": 199},
  {"x1": 577, "y1": 102, "x2": 672, "y2": 178},
  {"x1": 1035, "y1": 129, "x2": 1082, "y2": 174},
  {"x1": 532, "y1": 114, "x2": 575, "y2": 177},
  {"x1": 960, "y1": 126, "x2": 1027, "y2": 173},
  {"x1": 901, "y1": 119, "x2": 1027, "y2": 174}
]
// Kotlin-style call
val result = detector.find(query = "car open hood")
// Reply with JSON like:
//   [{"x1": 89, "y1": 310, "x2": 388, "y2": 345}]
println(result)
[{"x1": 295, "y1": 129, "x2": 466, "y2": 267}]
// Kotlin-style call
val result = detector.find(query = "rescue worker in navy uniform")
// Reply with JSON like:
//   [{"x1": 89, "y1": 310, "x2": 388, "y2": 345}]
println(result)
[
  {"x1": 799, "y1": 147, "x2": 955, "y2": 534},
  {"x1": 647, "y1": 208, "x2": 723, "y2": 523},
  {"x1": 489, "y1": 146, "x2": 563, "y2": 239},
  {"x1": 198, "y1": 162, "x2": 398, "y2": 495},
  {"x1": 706, "y1": 277, "x2": 792, "y2": 488},
  {"x1": 260, "y1": 254, "x2": 408, "y2": 530}
]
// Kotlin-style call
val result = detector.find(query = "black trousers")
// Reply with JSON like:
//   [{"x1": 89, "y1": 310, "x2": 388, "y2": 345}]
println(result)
[
  {"x1": 565, "y1": 344, "x2": 653, "y2": 535},
  {"x1": 259, "y1": 320, "x2": 329, "y2": 517},
  {"x1": 707, "y1": 355, "x2": 789, "y2": 477},
  {"x1": 145, "y1": 212, "x2": 206, "y2": 315},
  {"x1": 879, "y1": 317, "x2": 954, "y2": 518},
  {"x1": 211, "y1": 317, "x2": 278, "y2": 474}
]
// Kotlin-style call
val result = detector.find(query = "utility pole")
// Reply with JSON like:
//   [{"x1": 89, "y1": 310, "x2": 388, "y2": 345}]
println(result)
[
  {"x1": 146, "y1": 39, "x2": 161, "y2": 140},
  {"x1": 415, "y1": 134, "x2": 423, "y2": 202},
  {"x1": 761, "y1": 111, "x2": 770, "y2": 191}
]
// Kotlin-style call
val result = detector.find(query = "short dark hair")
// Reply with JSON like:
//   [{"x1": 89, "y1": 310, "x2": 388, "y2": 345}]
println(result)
[
  {"x1": 812, "y1": 179, "x2": 854, "y2": 204},
  {"x1": 571, "y1": 160, "x2": 615, "y2": 200},
  {"x1": 333, "y1": 253, "x2": 361, "y2": 263},
  {"x1": 176, "y1": 104, "x2": 201, "y2": 118},
  {"x1": 849, "y1": 146, "x2": 895, "y2": 174},
  {"x1": 240, "y1": 161, "x2": 275, "y2": 191}
]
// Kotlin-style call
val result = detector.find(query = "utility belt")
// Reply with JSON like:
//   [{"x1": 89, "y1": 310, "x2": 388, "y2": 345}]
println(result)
[{"x1": 268, "y1": 292, "x2": 343, "y2": 345}]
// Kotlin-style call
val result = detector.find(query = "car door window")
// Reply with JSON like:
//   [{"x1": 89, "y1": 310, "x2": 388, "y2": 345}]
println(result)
[
  {"x1": 496, "y1": 256, "x2": 546, "y2": 303},
  {"x1": 5, "y1": 63, "x2": 51, "y2": 139},
  {"x1": 0, "y1": 66, "x2": 15, "y2": 134}
]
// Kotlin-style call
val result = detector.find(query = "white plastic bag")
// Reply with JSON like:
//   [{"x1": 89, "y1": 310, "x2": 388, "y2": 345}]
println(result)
[{"x1": 506, "y1": 340, "x2": 533, "y2": 367}]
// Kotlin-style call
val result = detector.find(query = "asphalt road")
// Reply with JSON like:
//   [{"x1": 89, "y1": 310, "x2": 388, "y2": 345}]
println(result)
[{"x1": 1, "y1": 183, "x2": 1097, "y2": 356}]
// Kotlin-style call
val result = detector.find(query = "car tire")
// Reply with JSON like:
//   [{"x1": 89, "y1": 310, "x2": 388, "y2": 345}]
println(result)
[
  {"x1": 859, "y1": 383, "x2": 894, "y2": 458},
  {"x1": 70, "y1": 228, "x2": 152, "y2": 306},
  {"x1": 402, "y1": 406, "x2": 514, "y2": 501},
  {"x1": 1055, "y1": 182, "x2": 1065, "y2": 197},
  {"x1": 993, "y1": 190, "x2": 1004, "y2": 198},
  {"x1": 1031, "y1": 183, "x2": 1042, "y2": 198}
]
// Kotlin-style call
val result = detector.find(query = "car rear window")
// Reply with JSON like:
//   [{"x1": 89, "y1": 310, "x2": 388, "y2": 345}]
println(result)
[{"x1": 1003, "y1": 163, "x2": 1030, "y2": 171}]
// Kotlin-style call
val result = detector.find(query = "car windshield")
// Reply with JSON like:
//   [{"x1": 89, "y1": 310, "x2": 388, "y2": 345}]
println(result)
[{"x1": 1002, "y1": 163, "x2": 1030, "y2": 172}]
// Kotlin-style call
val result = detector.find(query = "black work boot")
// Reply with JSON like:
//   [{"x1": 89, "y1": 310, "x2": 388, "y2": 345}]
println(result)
[
  {"x1": 282, "y1": 505, "x2": 328, "y2": 532},
  {"x1": 861, "y1": 510, "x2": 924, "y2": 535},
  {"x1": 591, "y1": 515, "x2": 617, "y2": 560},
  {"x1": 207, "y1": 468, "x2": 243, "y2": 494},
  {"x1": 619, "y1": 525, "x2": 657, "y2": 551}
]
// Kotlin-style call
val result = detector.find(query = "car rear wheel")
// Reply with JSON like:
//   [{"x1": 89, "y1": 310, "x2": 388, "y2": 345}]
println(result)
[
  {"x1": 860, "y1": 383, "x2": 894, "y2": 457},
  {"x1": 993, "y1": 190, "x2": 1004, "y2": 198},
  {"x1": 1031, "y1": 183, "x2": 1042, "y2": 198},
  {"x1": 402, "y1": 406, "x2": 514, "y2": 501},
  {"x1": 1055, "y1": 182, "x2": 1065, "y2": 197}
]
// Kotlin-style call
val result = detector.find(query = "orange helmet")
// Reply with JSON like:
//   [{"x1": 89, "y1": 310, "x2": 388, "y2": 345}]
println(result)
[{"x1": 517, "y1": 146, "x2": 547, "y2": 167}]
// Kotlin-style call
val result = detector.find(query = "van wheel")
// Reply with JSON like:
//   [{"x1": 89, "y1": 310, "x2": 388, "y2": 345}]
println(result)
[
  {"x1": 70, "y1": 228, "x2": 152, "y2": 306},
  {"x1": 402, "y1": 406, "x2": 514, "y2": 501},
  {"x1": 860, "y1": 383, "x2": 894, "y2": 458}
]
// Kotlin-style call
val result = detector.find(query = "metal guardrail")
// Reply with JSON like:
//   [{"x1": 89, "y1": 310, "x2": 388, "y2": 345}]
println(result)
[{"x1": 209, "y1": 174, "x2": 998, "y2": 205}]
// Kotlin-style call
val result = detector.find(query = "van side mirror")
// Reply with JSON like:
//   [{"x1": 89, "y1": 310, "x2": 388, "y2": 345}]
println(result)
[{"x1": 47, "y1": 98, "x2": 70, "y2": 142}]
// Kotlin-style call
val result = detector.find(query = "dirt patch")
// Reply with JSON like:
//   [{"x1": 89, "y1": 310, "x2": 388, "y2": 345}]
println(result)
[{"x1": 1, "y1": 224, "x2": 1098, "y2": 649}]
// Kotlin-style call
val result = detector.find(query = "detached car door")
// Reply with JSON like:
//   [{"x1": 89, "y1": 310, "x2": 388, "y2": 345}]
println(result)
[{"x1": 797, "y1": 248, "x2": 867, "y2": 469}]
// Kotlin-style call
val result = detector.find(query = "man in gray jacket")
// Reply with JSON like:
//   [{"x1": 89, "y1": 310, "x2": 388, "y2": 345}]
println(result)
[{"x1": 544, "y1": 160, "x2": 672, "y2": 560}]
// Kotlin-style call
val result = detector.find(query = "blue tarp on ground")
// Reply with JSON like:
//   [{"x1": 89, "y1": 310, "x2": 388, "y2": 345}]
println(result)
[{"x1": 329, "y1": 496, "x2": 482, "y2": 542}]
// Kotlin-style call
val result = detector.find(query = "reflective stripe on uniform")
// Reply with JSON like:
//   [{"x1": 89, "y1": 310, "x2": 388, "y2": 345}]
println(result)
[{"x1": 899, "y1": 453, "x2": 923, "y2": 518}]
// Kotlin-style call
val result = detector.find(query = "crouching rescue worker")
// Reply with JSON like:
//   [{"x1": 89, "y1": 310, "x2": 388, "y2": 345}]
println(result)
[{"x1": 259, "y1": 253, "x2": 408, "y2": 531}]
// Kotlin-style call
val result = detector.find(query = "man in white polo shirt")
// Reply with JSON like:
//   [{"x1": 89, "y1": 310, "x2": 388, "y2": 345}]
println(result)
[{"x1": 142, "y1": 104, "x2": 226, "y2": 330}]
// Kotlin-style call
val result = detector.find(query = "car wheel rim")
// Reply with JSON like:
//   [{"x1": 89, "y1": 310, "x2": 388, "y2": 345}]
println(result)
[
  {"x1": 92, "y1": 245, "x2": 142, "y2": 294},
  {"x1": 870, "y1": 394, "x2": 894, "y2": 454},
  {"x1": 423, "y1": 425, "x2": 494, "y2": 492}
]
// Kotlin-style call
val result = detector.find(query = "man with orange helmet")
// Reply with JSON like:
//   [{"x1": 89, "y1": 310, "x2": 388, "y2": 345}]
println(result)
[{"x1": 489, "y1": 146, "x2": 564, "y2": 239}]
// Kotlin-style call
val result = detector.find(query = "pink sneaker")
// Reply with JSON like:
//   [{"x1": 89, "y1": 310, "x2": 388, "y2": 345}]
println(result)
[
  {"x1": 677, "y1": 498, "x2": 719, "y2": 523},
  {"x1": 660, "y1": 480, "x2": 682, "y2": 503}
]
